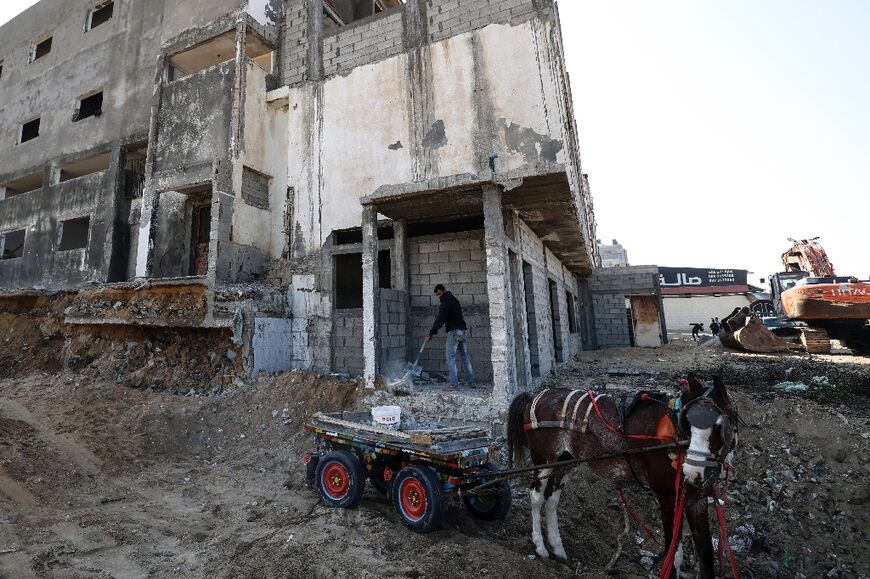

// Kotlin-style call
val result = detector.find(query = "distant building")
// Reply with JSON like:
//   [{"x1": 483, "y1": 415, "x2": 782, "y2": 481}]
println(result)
[
  {"x1": 598, "y1": 239, "x2": 628, "y2": 267},
  {"x1": 658, "y1": 267, "x2": 754, "y2": 333}
]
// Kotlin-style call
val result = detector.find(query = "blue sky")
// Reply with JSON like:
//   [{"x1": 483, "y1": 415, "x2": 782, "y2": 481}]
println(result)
[
  {"x1": 560, "y1": 0, "x2": 869, "y2": 281},
  {"x1": 2, "y1": 1, "x2": 867, "y2": 281}
]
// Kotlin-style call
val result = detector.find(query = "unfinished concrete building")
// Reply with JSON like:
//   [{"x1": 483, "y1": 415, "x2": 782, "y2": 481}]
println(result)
[{"x1": 0, "y1": 0, "x2": 665, "y2": 404}]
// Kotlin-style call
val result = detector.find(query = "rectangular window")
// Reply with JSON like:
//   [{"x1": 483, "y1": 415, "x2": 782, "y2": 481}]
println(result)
[
  {"x1": 31, "y1": 36, "x2": 52, "y2": 62},
  {"x1": 86, "y1": 2, "x2": 114, "y2": 31},
  {"x1": 20, "y1": 118, "x2": 40, "y2": 143},
  {"x1": 0, "y1": 60, "x2": 4, "y2": 80},
  {"x1": 566, "y1": 290, "x2": 578, "y2": 333},
  {"x1": 334, "y1": 250, "x2": 391, "y2": 309},
  {"x1": 1, "y1": 229, "x2": 26, "y2": 260},
  {"x1": 58, "y1": 217, "x2": 90, "y2": 251},
  {"x1": 74, "y1": 91, "x2": 103, "y2": 122}
]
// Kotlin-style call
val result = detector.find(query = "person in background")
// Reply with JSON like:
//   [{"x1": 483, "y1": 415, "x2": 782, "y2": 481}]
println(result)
[
  {"x1": 710, "y1": 317, "x2": 720, "y2": 336},
  {"x1": 425, "y1": 284, "x2": 476, "y2": 390},
  {"x1": 690, "y1": 322, "x2": 704, "y2": 341}
]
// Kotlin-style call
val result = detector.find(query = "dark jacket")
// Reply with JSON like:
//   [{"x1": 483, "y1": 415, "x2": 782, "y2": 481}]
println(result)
[{"x1": 429, "y1": 291, "x2": 468, "y2": 336}]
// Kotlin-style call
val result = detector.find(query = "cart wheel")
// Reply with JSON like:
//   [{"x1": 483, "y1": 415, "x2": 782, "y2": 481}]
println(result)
[
  {"x1": 391, "y1": 465, "x2": 444, "y2": 533},
  {"x1": 315, "y1": 450, "x2": 365, "y2": 508},
  {"x1": 368, "y1": 463, "x2": 392, "y2": 496},
  {"x1": 463, "y1": 463, "x2": 512, "y2": 521}
]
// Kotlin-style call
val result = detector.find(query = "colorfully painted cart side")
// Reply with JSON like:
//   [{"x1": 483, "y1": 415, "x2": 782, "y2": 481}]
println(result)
[{"x1": 302, "y1": 412, "x2": 512, "y2": 533}]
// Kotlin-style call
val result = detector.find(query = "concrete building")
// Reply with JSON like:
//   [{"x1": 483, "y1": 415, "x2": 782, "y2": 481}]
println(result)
[
  {"x1": 598, "y1": 239, "x2": 628, "y2": 267},
  {"x1": 659, "y1": 267, "x2": 753, "y2": 335},
  {"x1": 0, "y1": 0, "x2": 664, "y2": 404}
]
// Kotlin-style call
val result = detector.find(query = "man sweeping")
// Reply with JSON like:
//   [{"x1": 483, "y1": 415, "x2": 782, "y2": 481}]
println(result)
[{"x1": 425, "y1": 284, "x2": 476, "y2": 390}]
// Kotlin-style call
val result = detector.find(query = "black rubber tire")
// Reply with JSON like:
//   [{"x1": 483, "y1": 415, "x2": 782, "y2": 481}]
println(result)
[
  {"x1": 315, "y1": 450, "x2": 365, "y2": 508},
  {"x1": 305, "y1": 454, "x2": 320, "y2": 488},
  {"x1": 391, "y1": 465, "x2": 445, "y2": 533},
  {"x1": 463, "y1": 463, "x2": 512, "y2": 521},
  {"x1": 368, "y1": 463, "x2": 392, "y2": 496}
]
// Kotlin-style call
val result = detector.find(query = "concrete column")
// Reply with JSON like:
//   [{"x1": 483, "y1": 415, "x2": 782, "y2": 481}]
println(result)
[
  {"x1": 393, "y1": 218, "x2": 408, "y2": 293},
  {"x1": 362, "y1": 205, "x2": 380, "y2": 389},
  {"x1": 483, "y1": 184, "x2": 516, "y2": 404}
]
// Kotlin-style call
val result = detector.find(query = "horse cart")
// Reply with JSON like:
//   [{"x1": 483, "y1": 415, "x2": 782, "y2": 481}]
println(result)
[{"x1": 303, "y1": 411, "x2": 512, "y2": 533}]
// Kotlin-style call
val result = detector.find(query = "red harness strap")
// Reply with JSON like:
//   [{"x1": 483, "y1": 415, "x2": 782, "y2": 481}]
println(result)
[
  {"x1": 585, "y1": 390, "x2": 672, "y2": 442},
  {"x1": 618, "y1": 486, "x2": 663, "y2": 547},
  {"x1": 712, "y1": 466, "x2": 740, "y2": 579}
]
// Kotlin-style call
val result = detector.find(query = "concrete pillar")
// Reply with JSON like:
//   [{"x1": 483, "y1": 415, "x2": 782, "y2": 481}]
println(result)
[
  {"x1": 483, "y1": 184, "x2": 516, "y2": 404},
  {"x1": 393, "y1": 218, "x2": 408, "y2": 293},
  {"x1": 362, "y1": 205, "x2": 380, "y2": 389}
]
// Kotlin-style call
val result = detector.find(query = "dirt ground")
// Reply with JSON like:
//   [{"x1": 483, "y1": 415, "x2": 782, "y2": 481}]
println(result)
[{"x1": 1, "y1": 341, "x2": 868, "y2": 578}]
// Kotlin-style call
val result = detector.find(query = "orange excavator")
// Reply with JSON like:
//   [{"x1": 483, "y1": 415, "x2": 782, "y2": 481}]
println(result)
[{"x1": 721, "y1": 238, "x2": 870, "y2": 354}]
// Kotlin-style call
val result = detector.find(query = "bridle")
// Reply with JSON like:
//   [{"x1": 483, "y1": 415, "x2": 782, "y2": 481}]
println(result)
[{"x1": 678, "y1": 387, "x2": 738, "y2": 488}]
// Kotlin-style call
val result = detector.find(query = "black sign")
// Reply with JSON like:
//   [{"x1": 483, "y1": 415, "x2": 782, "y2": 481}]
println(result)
[{"x1": 658, "y1": 267, "x2": 748, "y2": 290}]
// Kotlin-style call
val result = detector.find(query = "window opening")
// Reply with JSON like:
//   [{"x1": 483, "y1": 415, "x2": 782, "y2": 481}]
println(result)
[
  {"x1": 20, "y1": 118, "x2": 40, "y2": 143},
  {"x1": 86, "y1": 2, "x2": 114, "y2": 31},
  {"x1": 0, "y1": 61, "x2": 4, "y2": 80},
  {"x1": 334, "y1": 250, "x2": 391, "y2": 309},
  {"x1": 31, "y1": 37, "x2": 52, "y2": 62},
  {"x1": 74, "y1": 91, "x2": 103, "y2": 122},
  {"x1": 190, "y1": 204, "x2": 211, "y2": 276},
  {"x1": 333, "y1": 226, "x2": 395, "y2": 245},
  {"x1": 323, "y1": 0, "x2": 405, "y2": 28},
  {"x1": 1, "y1": 172, "x2": 43, "y2": 198},
  {"x1": 1, "y1": 229, "x2": 26, "y2": 260},
  {"x1": 566, "y1": 290, "x2": 577, "y2": 333},
  {"x1": 549, "y1": 279, "x2": 563, "y2": 363},
  {"x1": 58, "y1": 217, "x2": 90, "y2": 251},
  {"x1": 59, "y1": 151, "x2": 111, "y2": 182},
  {"x1": 123, "y1": 141, "x2": 148, "y2": 199},
  {"x1": 335, "y1": 253, "x2": 363, "y2": 309}
]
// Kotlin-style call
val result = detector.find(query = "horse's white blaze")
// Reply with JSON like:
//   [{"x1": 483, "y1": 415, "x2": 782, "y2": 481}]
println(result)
[
  {"x1": 682, "y1": 426, "x2": 712, "y2": 482},
  {"x1": 545, "y1": 489, "x2": 566, "y2": 560}
]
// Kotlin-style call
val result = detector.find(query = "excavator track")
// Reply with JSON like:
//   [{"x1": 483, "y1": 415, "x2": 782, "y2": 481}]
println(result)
[{"x1": 800, "y1": 328, "x2": 832, "y2": 354}]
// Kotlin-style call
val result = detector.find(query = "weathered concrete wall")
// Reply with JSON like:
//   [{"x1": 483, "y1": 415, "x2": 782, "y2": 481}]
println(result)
[
  {"x1": 588, "y1": 266, "x2": 667, "y2": 348},
  {"x1": 0, "y1": 166, "x2": 112, "y2": 290},
  {"x1": 154, "y1": 62, "x2": 235, "y2": 172},
  {"x1": 287, "y1": 5, "x2": 578, "y2": 246},
  {"x1": 0, "y1": 0, "x2": 161, "y2": 177}
]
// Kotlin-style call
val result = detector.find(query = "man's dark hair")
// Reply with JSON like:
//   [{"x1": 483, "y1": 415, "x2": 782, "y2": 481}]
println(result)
[{"x1": 433, "y1": 284, "x2": 446, "y2": 294}]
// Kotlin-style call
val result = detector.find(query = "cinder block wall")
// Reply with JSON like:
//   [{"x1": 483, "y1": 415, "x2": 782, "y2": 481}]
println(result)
[
  {"x1": 281, "y1": 0, "x2": 310, "y2": 85},
  {"x1": 408, "y1": 231, "x2": 492, "y2": 383},
  {"x1": 322, "y1": 10, "x2": 405, "y2": 77},
  {"x1": 379, "y1": 288, "x2": 408, "y2": 375},
  {"x1": 333, "y1": 309, "x2": 365, "y2": 374},
  {"x1": 426, "y1": 0, "x2": 538, "y2": 43},
  {"x1": 587, "y1": 266, "x2": 666, "y2": 348}
]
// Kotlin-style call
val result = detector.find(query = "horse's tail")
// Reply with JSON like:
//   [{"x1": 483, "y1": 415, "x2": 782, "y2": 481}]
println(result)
[{"x1": 506, "y1": 391, "x2": 533, "y2": 469}]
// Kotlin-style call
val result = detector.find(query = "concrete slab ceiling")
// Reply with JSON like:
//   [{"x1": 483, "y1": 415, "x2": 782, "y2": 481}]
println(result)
[
  {"x1": 2, "y1": 172, "x2": 44, "y2": 196},
  {"x1": 169, "y1": 30, "x2": 274, "y2": 76},
  {"x1": 364, "y1": 170, "x2": 592, "y2": 274},
  {"x1": 59, "y1": 152, "x2": 112, "y2": 182},
  {"x1": 502, "y1": 172, "x2": 592, "y2": 274}
]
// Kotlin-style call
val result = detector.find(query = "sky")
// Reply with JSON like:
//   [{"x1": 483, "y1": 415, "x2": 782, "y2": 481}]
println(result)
[
  {"x1": 559, "y1": 0, "x2": 870, "y2": 282},
  {"x1": 2, "y1": 1, "x2": 867, "y2": 282}
]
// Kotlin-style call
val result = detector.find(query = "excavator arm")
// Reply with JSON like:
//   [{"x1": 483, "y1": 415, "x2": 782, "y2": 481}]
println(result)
[{"x1": 782, "y1": 238, "x2": 836, "y2": 277}]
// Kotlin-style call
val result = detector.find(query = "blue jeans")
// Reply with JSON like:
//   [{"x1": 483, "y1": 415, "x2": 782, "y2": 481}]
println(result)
[{"x1": 446, "y1": 329, "x2": 475, "y2": 387}]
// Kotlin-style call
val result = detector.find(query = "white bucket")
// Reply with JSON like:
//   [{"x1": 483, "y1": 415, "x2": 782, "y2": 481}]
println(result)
[{"x1": 371, "y1": 405, "x2": 401, "y2": 431}]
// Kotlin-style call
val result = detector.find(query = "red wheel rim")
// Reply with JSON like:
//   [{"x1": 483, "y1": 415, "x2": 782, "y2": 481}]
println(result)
[
  {"x1": 399, "y1": 478, "x2": 427, "y2": 521},
  {"x1": 322, "y1": 462, "x2": 351, "y2": 499}
]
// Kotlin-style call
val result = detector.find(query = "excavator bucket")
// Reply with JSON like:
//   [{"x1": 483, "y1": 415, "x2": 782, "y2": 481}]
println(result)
[{"x1": 720, "y1": 307, "x2": 795, "y2": 353}]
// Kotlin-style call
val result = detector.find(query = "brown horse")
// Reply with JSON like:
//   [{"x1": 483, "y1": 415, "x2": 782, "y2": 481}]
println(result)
[{"x1": 506, "y1": 374, "x2": 739, "y2": 578}]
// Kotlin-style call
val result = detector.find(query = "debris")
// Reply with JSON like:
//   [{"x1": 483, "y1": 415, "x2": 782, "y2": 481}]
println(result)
[{"x1": 774, "y1": 381, "x2": 809, "y2": 392}]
